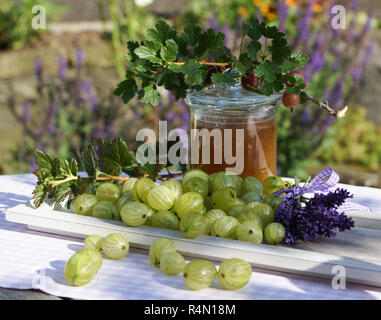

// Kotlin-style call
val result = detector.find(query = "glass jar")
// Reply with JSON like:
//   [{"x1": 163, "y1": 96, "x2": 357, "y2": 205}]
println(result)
[{"x1": 185, "y1": 82, "x2": 282, "y2": 181}]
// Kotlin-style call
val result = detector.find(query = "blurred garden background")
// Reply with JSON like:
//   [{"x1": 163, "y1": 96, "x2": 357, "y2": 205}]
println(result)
[{"x1": 0, "y1": 0, "x2": 380, "y2": 186}]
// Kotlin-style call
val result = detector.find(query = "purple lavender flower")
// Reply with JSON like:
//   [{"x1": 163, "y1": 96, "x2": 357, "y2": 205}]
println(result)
[
  {"x1": 57, "y1": 57, "x2": 68, "y2": 81},
  {"x1": 331, "y1": 55, "x2": 341, "y2": 72},
  {"x1": 106, "y1": 123, "x2": 116, "y2": 138},
  {"x1": 301, "y1": 106, "x2": 311, "y2": 126},
  {"x1": 22, "y1": 101, "x2": 31, "y2": 122},
  {"x1": 222, "y1": 24, "x2": 232, "y2": 48},
  {"x1": 274, "y1": 188, "x2": 354, "y2": 244},
  {"x1": 329, "y1": 81, "x2": 343, "y2": 106},
  {"x1": 352, "y1": 0, "x2": 359, "y2": 11},
  {"x1": 321, "y1": 116, "x2": 334, "y2": 134},
  {"x1": 278, "y1": 0, "x2": 289, "y2": 32},
  {"x1": 30, "y1": 158, "x2": 39, "y2": 173},
  {"x1": 208, "y1": 14, "x2": 220, "y2": 33},
  {"x1": 34, "y1": 57, "x2": 42, "y2": 80},
  {"x1": 298, "y1": 1, "x2": 314, "y2": 41},
  {"x1": 79, "y1": 81, "x2": 97, "y2": 111},
  {"x1": 309, "y1": 32, "x2": 326, "y2": 73},
  {"x1": 352, "y1": 43, "x2": 374, "y2": 85},
  {"x1": 167, "y1": 111, "x2": 176, "y2": 121},
  {"x1": 93, "y1": 122, "x2": 105, "y2": 139},
  {"x1": 75, "y1": 48, "x2": 84, "y2": 69}
]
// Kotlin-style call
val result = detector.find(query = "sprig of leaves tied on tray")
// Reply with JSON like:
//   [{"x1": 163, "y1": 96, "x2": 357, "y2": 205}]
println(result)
[
  {"x1": 114, "y1": 18, "x2": 347, "y2": 118},
  {"x1": 32, "y1": 137, "x2": 185, "y2": 208}
]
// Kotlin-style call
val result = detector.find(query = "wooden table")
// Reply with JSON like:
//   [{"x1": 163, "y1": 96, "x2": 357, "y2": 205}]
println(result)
[{"x1": 0, "y1": 288, "x2": 62, "y2": 300}]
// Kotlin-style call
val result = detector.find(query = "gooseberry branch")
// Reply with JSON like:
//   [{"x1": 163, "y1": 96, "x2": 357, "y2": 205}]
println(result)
[{"x1": 306, "y1": 94, "x2": 348, "y2": 119}]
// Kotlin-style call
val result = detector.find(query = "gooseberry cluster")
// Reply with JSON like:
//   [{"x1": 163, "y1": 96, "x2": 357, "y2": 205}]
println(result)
[
  {"x1": 149, "y1": 238, "x2": 252, "y2": 291},
  {"x1": 71, "y1": 169, "x2": 290, "y2": 246}
]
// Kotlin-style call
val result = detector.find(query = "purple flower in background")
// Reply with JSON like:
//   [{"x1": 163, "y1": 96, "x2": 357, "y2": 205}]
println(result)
[
  {"x1": 278, "y1": 0, "x2": 289, "y2": 32},
  {"x1": 309, "y1": 32, "x2": 326, "y2": 73},
  {"x1": 352, "y1": 43, "x2": 374, "y2": 84},
  {"x1": 321, "y1": 116, "x2": 334, "y2": 133},
  {"x1": 79, "y1": 81, "x2": 97, "y2": 111},
  {"x1": 331, "y1": 56, "x2": 341, "y2": 72},
  {"x1": 352, "y1": 0, "x2": 359, "y2": 11},
  {"x1": 223, "y1": 24, "x2": 232, "y2": 48},
  {"x1": 298, "y1": 1, "x2": 314, "y2": 41},
  {"x1": 363, "y1": 14, "x2": 373, "y2": 34},
  {"x1": 301, "y1": 106, "x2": 311, "y2": 126},
  {"x1": 30, "y1": 159, "x2": 39, "y2": 173},
  {"x1": 93, "y1": 122, "x2": 105, "y2": 139},
  {"x1": 22, "y1": 101, "x2": 31, "y2": 122},
  {"x1": 46, "y1": 103, "x2": 58, "y2": 134},
  {"x1": 330, "y1": 81, "x2": 343, "y2": 106},
  {"x1": 347, "y1": 0, "x2": 360, "y2": 43},
  {"x1": 76, "y1": 48, "x2": 84, "y2": 69},
  {"x1": 208, "y1": 15, "x2": 220, "y2": 33},
  {"x1": 106, "y1": 124, "x2": 116, "y2": 138},
  {"x1": 34, "y1": 57, "x2": 42, "y2": 80},
  {"x1": 58, "y1": 57, "x2": 68, "y2": 81}
]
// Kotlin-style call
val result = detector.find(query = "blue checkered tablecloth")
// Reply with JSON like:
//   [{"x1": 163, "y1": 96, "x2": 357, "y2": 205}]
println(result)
[{"x1": 1, "y1": 173, "x2": 381, "y2": 300}]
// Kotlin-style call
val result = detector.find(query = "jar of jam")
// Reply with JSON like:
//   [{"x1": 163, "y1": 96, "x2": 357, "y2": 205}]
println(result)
[{"x1": 185, "y1": 82, "x2": 282, "y2": 182}]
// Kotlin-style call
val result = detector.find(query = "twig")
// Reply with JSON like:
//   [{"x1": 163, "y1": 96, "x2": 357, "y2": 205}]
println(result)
[
  {"x1": 306, "y1": 94, "x2": 348, "y2": 119},
  {"x1": 169, "y1": 61, "x2": 230, "y2": 67}
]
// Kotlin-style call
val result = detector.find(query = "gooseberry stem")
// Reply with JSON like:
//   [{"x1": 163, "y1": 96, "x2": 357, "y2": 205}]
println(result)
[{"x1": 306, "y1": 94, "x2": 348, "y2": 119}]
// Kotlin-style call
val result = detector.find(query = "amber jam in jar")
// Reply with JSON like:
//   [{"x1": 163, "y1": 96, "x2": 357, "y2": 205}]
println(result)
[{"x1": 185, "y1": 83, "x2": 282, "y2": 182}]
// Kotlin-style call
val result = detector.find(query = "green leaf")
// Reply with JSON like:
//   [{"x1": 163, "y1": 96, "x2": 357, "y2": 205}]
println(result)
[
  {"x1": 144, "y1": 40, "x2": 163, "y2": 52},
  {"x1": 271, "y1": 36, "x2": 291, "y2": 64},
  {"x1": 33, "y1": 168, "x2": 50, "y2": 182},
  {"x1": 285, "y1": 76, "x2": 306, "y2": 94},
  {"x1": 134, "y1": 46, "x2": 161, "y2": 63},
  {"x1": 247, "y1": 41, "x2": 261, "y2": 60},
  {"x1": 138, "y1": 162, "x2": 164, "y2": 181},
  {"x1": 146, "y1": 19, "x2": 177, "y2": 45},
  {"x1": 246, "y1": 18, "x2": 262, "y2": 41},
  {"x1": 55, "y1": 182, "x2": 73, "y2": 202},
  {"x1": 281, "y1": 50, "x2": 309, "y2": 72},
  {"x1": 179, "y1": 60, "x2": 207, "y2": 86},
  {"x1": 261, "y1": 81, "x2": 276, "y2": 96},
  {"x1": 168, "y1": 63, "x2": 183, "y2": 73},
  {"x1": 300, "y1": 91, "x2": 309, "y2": 104},
  {"x1": 69, "y1": 159, "x2": 78, "y2": 176},
  {"x1": 160, "y1": 39, "x2": 178, "y2": 62},
  {"x1": 34, "y1": 149, "x2": 54, "y2": 170},
  {"x1": 76, "y1": 144, "x2": 98, "y2": 177},
  {"x1": 32, "y1": 183, "x2": 49, "y2": 208},
  {"x1": 126, "y1": 40, "x2": 139, "y2": 64},
  {"x1": 259, "y1": 24, "x2": 283, "y2": 39},
  {"x1": 96, "y1": 137, "x2": 137, "y2": 176},
  {"x1": 139, "y1": 83, "x2": 162, "y2": 106},
  {"x1": 254, "y1": 61, "x2": 280, "y2": 83},
  {"x1": 113, "y1": 71, "x2": 138, "y2": 104},
  {"x1": 211, "y1": 72, "x2": 240, "y2": 84},
  {"x1": 157, "y1": 71, "x2": 180, "y2": 90},
  {"x1": 180, "y1": 24, "x2": 202, "y2": 46},
  {"x1": 238, "y1": 53, "x2": 252, "y2": 70},
  {"x1": 194, "y1": 29, "x2": 225, "y2": 57}
]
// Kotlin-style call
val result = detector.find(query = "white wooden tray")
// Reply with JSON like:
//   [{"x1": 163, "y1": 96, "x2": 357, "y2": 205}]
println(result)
[{"x1": 5, "y1": 202, "x2": 381, "y2": 288}]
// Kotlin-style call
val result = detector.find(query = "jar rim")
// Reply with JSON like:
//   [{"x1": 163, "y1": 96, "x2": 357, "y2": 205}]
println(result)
[{"x1": 185, "y1": 82, "x2": 283, "y2": 108}]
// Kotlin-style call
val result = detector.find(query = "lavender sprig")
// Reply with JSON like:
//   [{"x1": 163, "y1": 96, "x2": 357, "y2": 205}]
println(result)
[{"x1": 275, "y1": 188, "x2": 355, "y2": 244}]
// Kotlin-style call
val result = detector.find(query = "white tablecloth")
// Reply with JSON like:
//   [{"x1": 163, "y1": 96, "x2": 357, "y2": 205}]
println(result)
[{"x1": 1, "y1": 173, "x2": 381, "y2": 300}]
